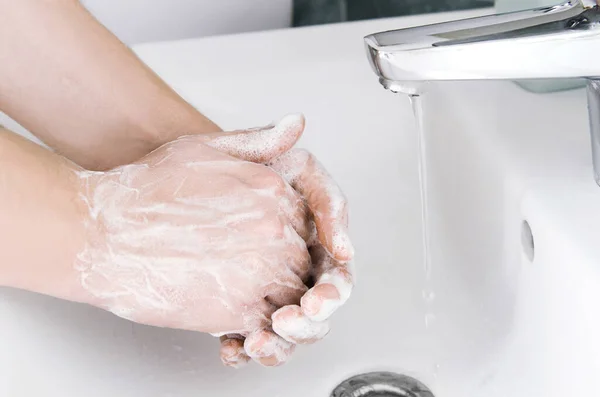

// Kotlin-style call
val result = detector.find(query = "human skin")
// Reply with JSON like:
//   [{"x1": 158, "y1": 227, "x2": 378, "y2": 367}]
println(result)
[
  {"x1": 0, "y1": 0, "x2": 219, "y2": 171},
  {"x1": 0, "y1": 0, "x2": 355, "y2": 368},
  {"x1": 0, "y1": 118, "x2": 355, "y2": 367}
]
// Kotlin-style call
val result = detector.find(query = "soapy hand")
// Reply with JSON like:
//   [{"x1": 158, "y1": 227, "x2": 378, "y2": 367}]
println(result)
[
  {"x1": 219, "y1": 146, "x2": 355, "y2": 367},
  {"x1": 74, "y1": 115, "x2": 354, "y2": 367}
]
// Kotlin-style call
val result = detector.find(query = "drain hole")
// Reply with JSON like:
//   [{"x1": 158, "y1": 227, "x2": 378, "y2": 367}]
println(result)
[
  {"x1": 521, "y1": 220, "x2": 535, "y2": 262},
  {"x1": 331, "y1": 372, "x2": 434, "y2": 397}
]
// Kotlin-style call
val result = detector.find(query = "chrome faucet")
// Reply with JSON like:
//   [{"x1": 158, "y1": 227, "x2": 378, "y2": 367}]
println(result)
[{"x1": 364, "y1": 0, "x2": 600, "y2": 185}]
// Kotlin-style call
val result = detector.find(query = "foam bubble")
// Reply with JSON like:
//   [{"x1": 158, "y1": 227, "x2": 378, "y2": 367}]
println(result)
[
  {"x1": 272, "y1": 306, "x2": 330, "y2": 343},
  {"x1": 204, "y1": 113, "x2": 305, "y2": 163}
]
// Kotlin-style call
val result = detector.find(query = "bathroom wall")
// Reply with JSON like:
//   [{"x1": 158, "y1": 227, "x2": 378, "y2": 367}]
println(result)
[
  {"x1": 81, "y1": 0, "x2": 493, "y2": 44},
  {"x1": 293, "y1": 0, "x2": 495, "y2": 26},
  {"x1": 81, "y1": 0, "x2": 293, "y2": 45}
]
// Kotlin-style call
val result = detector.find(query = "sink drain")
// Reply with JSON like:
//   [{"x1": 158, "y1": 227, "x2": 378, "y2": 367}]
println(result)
[{"x1": 331, "y1": 372, "x2": 434, "y2": 397}]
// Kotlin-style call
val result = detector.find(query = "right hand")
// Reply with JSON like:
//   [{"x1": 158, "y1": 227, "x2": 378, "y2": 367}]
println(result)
[{"x1": 73, "y1": 114, "x2": 354, "y2": 367}]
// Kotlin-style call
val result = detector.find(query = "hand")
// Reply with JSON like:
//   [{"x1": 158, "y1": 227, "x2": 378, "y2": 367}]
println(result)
[
  {"x1": 203, "y1": 116, "x2": 355, "y2": 367},
  {"x1": 74, "y1": 115, "x2": 354, "y2": 367},
  {"x1": 219, "y1": 147, "x2": 355, "y2": 368}
]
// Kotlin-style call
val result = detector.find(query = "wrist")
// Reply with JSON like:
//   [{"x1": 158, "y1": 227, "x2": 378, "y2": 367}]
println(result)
[
  {"x1": 0, "y1": 130, "x2": 90, "y2": 301},
  {"x1": 67, "y1": 169, "x2": 117, "y2": 309},
  {"x1": 138, "y1": 99, "x2": 222, "y2": 148},
  {"x1": 85, "y1": 100, "x2": 221, "y2": 171}
]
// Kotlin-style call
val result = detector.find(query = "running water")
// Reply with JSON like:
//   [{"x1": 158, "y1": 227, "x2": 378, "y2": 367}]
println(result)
[{"x1": 408, "y1": 94, "x2": 436, "y2": 328}]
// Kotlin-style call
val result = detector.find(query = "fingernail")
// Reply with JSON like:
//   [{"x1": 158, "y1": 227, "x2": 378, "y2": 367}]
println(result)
[
  {"x1": 301, "y1": 284, "x2": 342, "y2": 322},
  {"x1": 277, "y1": 113, "x2": 305, "y2": 130},
  {"x1": 272, "y1": 306, "x2": 330, "y2": 344},
  {"x1": 244, "y1": 330, "x2": 295, "y2": 364},
  {"x1": 252, "y1": 342, "x2": 295, "y2": 367},
  {"x1": 222, "y1": 354, "x2": 250, "y2": 369},
  {"x1": 301, "y1": 267, "x2": 354, "y2": 322},
  {"x1": 245, "y1": 114, "x2": 302, "y2": 135},
  {"x1": 244, "y1": 330, "x2": 270, "y2": 355},
  {"x1": 220, "y1": 339, "x2": 250, "y2": 368},
  {"x1": 258, "y1": 355, "x2": 283, "y2": 367}
]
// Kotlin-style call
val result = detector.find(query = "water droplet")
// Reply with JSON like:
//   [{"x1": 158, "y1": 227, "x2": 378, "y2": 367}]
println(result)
[
  {"x1": 433, "y1": 363, "x2": 441, "y2": 379},
  {"x1": 422, "y1": 289, "x2": 436, "y2": 302}
]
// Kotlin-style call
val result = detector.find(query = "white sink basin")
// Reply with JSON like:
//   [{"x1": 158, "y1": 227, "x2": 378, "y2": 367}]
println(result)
[
  {"x1": 416, "y1": 79, "x2": 599, "y2": 396},
  {"x1": 1, "y1": 8, "x2": 598, "y2": 397}
]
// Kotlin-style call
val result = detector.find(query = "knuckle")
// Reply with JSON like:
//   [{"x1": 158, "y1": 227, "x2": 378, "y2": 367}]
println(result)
[
  {"x1": 290, "y1": 148, "x2": 312, "y2": 161},
  {"x1": 244, "y1": 330, "x2": 269, "y2": 356},
  {"x1": 289, "y1": 246, "x2": 311, "y2": 280},
  {"x1": 270, "y1": 175, "x2": 289, "y2": 195},
  {"x1": 258, "y1": 216, "x2": 286, "y2": 239}
]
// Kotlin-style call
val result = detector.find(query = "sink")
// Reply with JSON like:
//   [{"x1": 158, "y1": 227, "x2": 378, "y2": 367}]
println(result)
[
  {"x1": 0, "y1": 8, "x2": 597, "y2": 397},
  {"x1": 414, "y1": 80, "x2": 600, "y2": 396}
]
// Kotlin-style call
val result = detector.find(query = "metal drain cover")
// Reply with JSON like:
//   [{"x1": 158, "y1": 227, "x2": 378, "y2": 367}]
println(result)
[{"x1": 331, "y1": 372, "x2": 435, "y2": 397}]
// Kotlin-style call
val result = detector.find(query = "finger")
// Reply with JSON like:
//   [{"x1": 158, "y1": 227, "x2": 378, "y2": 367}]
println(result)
[
  {"x1": 269, "y1": 149, "x2": 354, "y2": 262},
  {"x1": 200, "y1": 114, "x2": 305, "y2": 164},
  {"x1": 211, "y1": 300, "x2": 277, "y2": 337},
  {"x1": 248, "y1": 165, "x2": 311, "y2": 241},
  {"x1": 300, "y1": 244, "x2": 354, "y2": 322},
  {"x1": 287, "y1": 242, "x2": 312, "y2": 284},
  {"x1": 219, "y1": 335, "x2": 251, "y2": 369},
  {"x1": 264, "y1": 271, "x2": 308, "y2": 308},
  {"x1": 244, "y1": 329, "x2": 296, "y2": 367},
  {"x1": 278, "y1": 216, "x2": 312, "y2": 282},
  {"x1": 272, "y1": 305, "x2": 330, "y2": 345},
  {"x1": 279, "y1": 182, "x2": 312, "y2": 242},
  {"x1": 246, "y1": 299, "x2": 279, "y2": 331}
]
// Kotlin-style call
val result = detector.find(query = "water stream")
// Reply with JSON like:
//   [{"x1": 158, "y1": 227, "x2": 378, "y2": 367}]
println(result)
[{"x1": 408, "y1": 94, "x2": 436, "y2": 328}]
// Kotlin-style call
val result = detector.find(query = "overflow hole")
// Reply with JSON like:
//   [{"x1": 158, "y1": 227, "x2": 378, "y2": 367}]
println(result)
[{"x1": 521, "y1": 220, "x2": 535, "y2": 262}]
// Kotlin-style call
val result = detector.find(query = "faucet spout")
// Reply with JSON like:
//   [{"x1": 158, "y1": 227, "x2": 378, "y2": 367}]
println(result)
[
  {"x1": 589, "y1": 80, "x2": 600, "y2": 183},
  {"x1": 365, "y1": 1, "x2": 599, "y2": 83},
  {"x1": 364, "y1": 0, "x2": 600, "y2": 185}
]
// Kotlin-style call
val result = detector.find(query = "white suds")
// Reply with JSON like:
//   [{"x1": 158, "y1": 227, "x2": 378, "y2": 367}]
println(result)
[
  {"x1": 220, "y1": 338, "x2": 250, "y2": 369},
  {"x1": 269, "y1": 148, "x2": 354, "y2": 260},
  {"x1": 272, "y1": 306, "x2": 330, "y2": 343},
  {"x1": 203, "y1": 114, "x2": 305, "y2": 163},
  {"x1": 73, "y1": 140, "x2": 310, "y2": 335},
  {"x1": 244, "y1": 331, "x2": 294, "y2": 366},
  {"x1": 73, "y1": 117, "x2": 354, "y2": 348},
  {"x1": 305, "y1": 269, "x2": 353, "y2": 322}
]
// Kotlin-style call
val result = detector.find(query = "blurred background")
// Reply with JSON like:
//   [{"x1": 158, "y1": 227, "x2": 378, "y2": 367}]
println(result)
[
  {"x1": 81, "y1": 0, "x2": 495, "y2": 45},
  {"x1": 294, "y1": 0, "x2": 494, "y2": 26}
]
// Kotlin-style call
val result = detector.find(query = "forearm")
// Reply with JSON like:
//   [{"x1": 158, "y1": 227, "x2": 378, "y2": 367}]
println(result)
[
  {"x1": 0, "y1": 0, "x2": 219, "y2": 170},
  {"x1": 0, "y1": 127, "x2": 86, "y2": 300}
]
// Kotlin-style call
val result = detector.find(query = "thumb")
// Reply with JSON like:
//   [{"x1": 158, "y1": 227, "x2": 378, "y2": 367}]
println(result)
[{"x1": 200, "y1": 114, "x2": 305, "y2": 164}]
